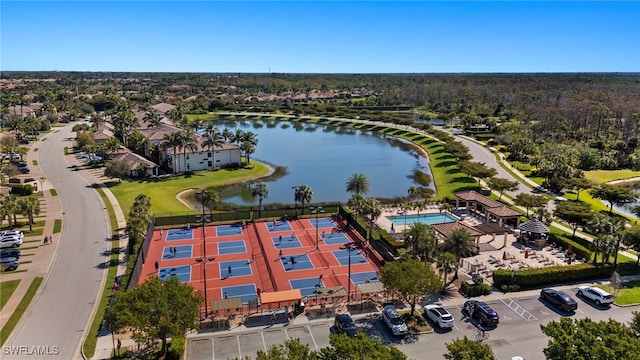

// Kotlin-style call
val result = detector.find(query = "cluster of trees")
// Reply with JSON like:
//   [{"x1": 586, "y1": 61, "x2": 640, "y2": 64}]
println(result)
[
  {"x1": 125, "y1": 194, "x2": 152, "y2": 267},
  {"x1": 0, "y1": 193, "x2": 41, "y2": 231}
]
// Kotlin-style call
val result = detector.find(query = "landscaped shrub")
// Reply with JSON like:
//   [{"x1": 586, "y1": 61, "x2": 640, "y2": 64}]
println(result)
[
  {"x1": 460, "y1": 277, "x2": 492, "y2": 296},
  {"x1": 166, "y1": 336, "x2": 185, "y2": 360},
  {"x1": 493, "y1": 263, "x2": 615, "y2": 290},
  {"x1": 548, "y1": 232, "x2": 593, "y2": 261},
  {"x1": 9, "y1": 184, "x2": 33, "y2": 196}
]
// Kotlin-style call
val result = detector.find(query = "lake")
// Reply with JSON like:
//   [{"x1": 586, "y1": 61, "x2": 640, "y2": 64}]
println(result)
[{"x1": 208, "y1": 119, "x2": 433, "y2": 206}]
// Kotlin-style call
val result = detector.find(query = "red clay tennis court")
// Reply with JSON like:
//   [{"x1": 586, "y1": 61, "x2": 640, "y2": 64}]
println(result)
[{"x1": 138, "y1": 215, "x2": 383, "y2": 318}]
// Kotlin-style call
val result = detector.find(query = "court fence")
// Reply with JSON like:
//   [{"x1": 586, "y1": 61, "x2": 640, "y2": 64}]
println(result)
[
  {"x1": 127, "y1": 219, "x2": 155, "y2": 289},
  {"x1": 338, "y1": 205, "x2": 402, "y2": 263},
  {"x1": 154, "y1": 203, "x2": 340, "y2": 228}
]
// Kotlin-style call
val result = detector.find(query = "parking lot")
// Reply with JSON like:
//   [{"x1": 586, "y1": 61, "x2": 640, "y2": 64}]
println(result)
[{"x1": 186, "y1": 286, "x2": 638, "y2": 360}]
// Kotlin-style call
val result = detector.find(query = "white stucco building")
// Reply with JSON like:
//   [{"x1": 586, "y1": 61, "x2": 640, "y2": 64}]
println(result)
[{"x1": 165, "y1": 137, "x2": 242, "y2": 173}]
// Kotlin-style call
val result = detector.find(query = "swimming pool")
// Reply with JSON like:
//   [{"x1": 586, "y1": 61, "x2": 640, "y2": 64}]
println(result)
[{"x1": 387, "y1": 213, "x2": 457, "y2": 226}]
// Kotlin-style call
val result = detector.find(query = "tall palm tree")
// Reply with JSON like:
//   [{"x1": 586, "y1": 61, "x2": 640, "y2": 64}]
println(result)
[
  {"x1": 201, "y1": 124, "x2": 224, "y2": 168},
  {"x1": 441, "y1": 229, "x2": 477, "y2": 279},
  {"x1": 159, "y1": 131, "x2": 182, "y2": 173},
  {"x1": 222, "y1": 128, "x2": 234, "y2": 142},
  {"x1": 232, "y1": 129, "x2": 245, "y2": 145},
  {"x1": 251, "y1": 183, "x2": 270, "y2": 218},
  {"x1": 405, "y1": 222, "x2": 438, "y2": 263},
  {"x1": 295, "y1": 185, "x2": 313, "y2": 216},
  {"x1": 345, "y1": 173, "x2": 370, "y2": 215},
  {"x1": 1, "y1": 195, "x2": 19, "y2": 228},
  {"x1": 440, "y1": 202, "x2": 453, "y2": 223},
  {"x1": 201, "y1": 190, "x2": 219, "y2": 221},
  {"x1": 407, "y1": 185, "x2": 420, "y2": 202},
  {"x1": 240, "y1": 140, "x2": 256, "y2": 165},
  {"x1": 362, "y1": 198, "x2": 382, "y2": 242},
  {"x1": 103, "y1": 137, "x2": 121, "y2": 159},
  {"x1": 177, "y1": 130, "x2": 198, "y2": 173},
  {"x1": 437, "y1": 252, "x2": 458, "y2": 290}
]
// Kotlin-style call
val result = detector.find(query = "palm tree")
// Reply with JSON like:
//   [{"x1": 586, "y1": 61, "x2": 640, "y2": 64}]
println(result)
[
  {"x1": 201, "y1": 190, "x2": 219, "y2": 221},
  {"x1": 177, "y1": 130, "x2": 198, "y2": 173},
  {"x1": 240, "y1": 140, "x2": 256, "y2": 165},
  {"x1": 437, "y1": 252, "x2": 458, "y2": 291},
  {"x1": 251, "y1": 183, "x2": 270, "y2": 218},
  {"x1": 407, "y1": 185, "x2": 420, "y2": 202},
  {"x1": 345, "y1": 173, "x2": 370, "y2": 197},
  {"x1": 441, "y1": 229, "x2": 477, "y2": 279},
  {"x1": 222, "y1": 128, "x2": 234, "y2": 142},
  {"x1": 345, "y1": 173, "x2": 370, "y2": 215},
  {"x1": 1, "y1": 195, "x2": 19, "y2": 228},
  {"x1": 201, "y1": 124, "x2": 224, "y2": 168},
  {"x1": 405, "y1": 222, "x2": 437, "y2": 262},
  {"x1": 143, "y1": 110, "x2": 162, "y2": 128},
  {"x1": 103, "y1": 137, "x2": 121, "y2": 159},
  {"x1": 440, "y1": 202, "x2": 453, "y2": 223},
  {"x1": 362, "y1": 198, "x2": 382, "y2": 242},
  {"x1": 232, "y1": 129, "x2": 245, "y2": 145},
  {"x1": 159, "y1": 131, "x2": 182, "y2": 173},
  {"x1": 295, "y1": 185, "x2": 313, "y2": 216}
]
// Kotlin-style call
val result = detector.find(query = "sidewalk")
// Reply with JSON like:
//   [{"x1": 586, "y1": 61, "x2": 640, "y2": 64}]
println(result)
[{"x1": 0, "y1": 136, "x2": 63, "y2": 331}]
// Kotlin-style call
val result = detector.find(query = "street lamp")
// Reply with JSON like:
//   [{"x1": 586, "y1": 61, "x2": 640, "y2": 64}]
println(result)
[
  {"x1": 309, "y1": 206, "x2": 324, "y2": 250},
  {"x1": 340, "y1": 243, "x2": 356, "y2": 302},
  {"x1": 196, "y1": 190, "x2": 212, "y2": 320}
]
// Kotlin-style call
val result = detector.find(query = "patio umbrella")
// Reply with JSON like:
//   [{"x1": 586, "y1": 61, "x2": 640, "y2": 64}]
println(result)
[
  {"x1": 524, "y1": 250, "x2": 529, "y2": 258},
  {"x1": 391, "y1": 223, "x2": 394, "y2": 232},
  {"x1": 567, "y1": 245, "x2": 573, "y2": 254},
  {"x1": 503, "y1": 251, "x2": 507, "y2": 261}
]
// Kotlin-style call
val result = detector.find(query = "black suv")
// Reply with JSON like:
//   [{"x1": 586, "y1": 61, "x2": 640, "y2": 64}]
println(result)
[
  {"x1": 540, "y1": 288, "x2": 578, "y2": 312},
  {"x1": 463, "y1": 300, "x2": 499, "y2": 327},
  {"x1": 1, "y1": 249, "x2": 21, "y2": 259},
  {"x1": 334, "y1": 314, "x2": 357, "y2": 338}
]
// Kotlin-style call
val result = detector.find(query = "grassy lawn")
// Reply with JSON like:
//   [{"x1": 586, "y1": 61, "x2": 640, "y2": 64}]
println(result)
[
  {"x1": 596, "y1": 280, "x2": 640, "y2": 306},
  {"x1": 584, "y1": 170, "x2": 640, "y2": 184},
  {"x1": 50, "y1": 188, "x2": 58, "y2": 196},
  {"x1": 0, "y1": 280, "x2": 21, "y2": 311},
  {"x1": 0, "y1": 277, "x2": 43, "y2": 346},
  {"x1": 108, "y1": 162, "x2": 270, "y2": 215},
  {"x1": 82, "y1": 187, "x2": 120, "y2": 358},
  {"x1": 53, "y1": 219, "x2": 62, "y2": 233}
]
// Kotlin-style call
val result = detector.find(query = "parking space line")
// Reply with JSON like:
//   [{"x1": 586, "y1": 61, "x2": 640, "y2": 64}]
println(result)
[
  {"x1": 261, "y1": 332, "x2": 267, "y2": 352},
  {"x1": 308, "y1": 325, "x2": 319, "y2": 349},
  {"x1": 237, "y1": 335, "x2": 242, "y2": 359},
  {"x1": 284, "y1": 328, "x2": 290, "y2": 339},
  {"x1": 500, "y1": 298, "x2": 538, "y2": 321},
  {"x1": 211, "y1": 338, "x2": 215, "y2": 360}
]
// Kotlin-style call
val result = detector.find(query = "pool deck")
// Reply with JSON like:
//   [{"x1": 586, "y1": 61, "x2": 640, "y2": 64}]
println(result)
[{"x1": 376, "y1": 204, "x2": 454, "y2": 234}]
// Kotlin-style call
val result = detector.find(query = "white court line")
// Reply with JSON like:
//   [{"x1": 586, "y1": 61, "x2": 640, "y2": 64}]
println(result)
[
  {"x1": 284, "y1": 328, "x2": 290, "y2": 339},
  {"x1": 261, "y1": 332, "x2": 267, "y2": 351},
  {"x1": 308, "y1": 325, "x2": 319, "y2": 349},
  {"x1": 237, "y1": 336, "x2": 242, "y2": 359},
  {"x1": 211, "y1": 338, "x2": 215, "y2": 360}
]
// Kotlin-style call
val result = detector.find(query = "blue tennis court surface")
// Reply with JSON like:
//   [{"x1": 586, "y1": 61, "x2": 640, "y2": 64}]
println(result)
[
  {"x1": 222, "y1": 284, "x2": 257, "y2": 303},
  {"x1": 158, "y1": 265, "x2": 191, "y2": 282},
  {"x1": 290, "y1": 277, "x2": 325, "y2": 296},
  {"x1": 166, "y1": 228, "x2": 193, "y2": 241},
  {"x1": 267, "y1": 220, "x2": 292, "y2": 232},
  {"x1": 322, "y1": 232, "x2": 350, "y2": 245},
  {"x1": 309, "y1": 217, "x2": 335, "y2": 229},
  {"x1": 162, "y1": 245, "x2": 192, "y2": 260},
  {"x1": 220, "y1": 259, "x2": 253, "y2": 278},
  {"x1": 281, "y1": 253, "x2": 314, "y2": 271},
  {"x1": 350, "y1": 272, "x2": 380, "y2": 285},
  {"x1": 216, "y1": 225, "x2": 243, "y2": 236},
  {"x1": 333, "y1": 249, "x2": 368, "y2": 265},
  {"x1": 273, "y1": 235, "x2": 302, "y2": 249},
  {"x1": 218, "y1": 240, "x2": 247, "y2": 254}
]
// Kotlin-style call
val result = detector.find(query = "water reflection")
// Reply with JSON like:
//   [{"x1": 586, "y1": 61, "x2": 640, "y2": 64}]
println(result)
[{"x1": 210, "y1": 119, "x2": 434, "y2": 206}]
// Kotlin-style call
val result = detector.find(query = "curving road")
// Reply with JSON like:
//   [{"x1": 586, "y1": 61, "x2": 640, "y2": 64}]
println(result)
[{"x1": 4, "y1": 125, "x2": 110, "y2": 360}]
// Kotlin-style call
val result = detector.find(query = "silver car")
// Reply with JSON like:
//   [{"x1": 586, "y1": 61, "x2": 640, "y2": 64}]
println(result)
[
  {"x1": 1, "y1": 257, "x2": 19, "y2": 271},
  {"x1": 0, "y1": 236, "x2": 23, "y2": 248}
]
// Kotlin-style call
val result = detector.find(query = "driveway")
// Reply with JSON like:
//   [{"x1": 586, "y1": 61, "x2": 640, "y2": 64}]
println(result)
[{"x1": 3, "y1": 125, "x2": 111, "y2": 360}]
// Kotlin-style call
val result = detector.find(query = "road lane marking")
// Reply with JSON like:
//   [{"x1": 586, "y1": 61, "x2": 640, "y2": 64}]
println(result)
[
  {"x1": 308, "y1": 325, "x2": 319, "y2": 349},
  {"x1": 500, "y1": 298, "x2": 538, "y2": 321}
]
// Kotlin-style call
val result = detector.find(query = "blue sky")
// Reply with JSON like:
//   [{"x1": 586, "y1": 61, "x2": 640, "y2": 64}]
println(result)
[{"x1": 1, "y1": 1, "x2": 638, "y2": 73}]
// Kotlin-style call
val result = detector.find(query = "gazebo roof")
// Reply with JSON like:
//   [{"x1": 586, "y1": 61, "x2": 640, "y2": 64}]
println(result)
[
  {"x1": 356, "y1": 282, "x2": 386, "y2": 294},
  {"x1": 487, "y1": 205, "x2": 522, "y2": 218},
  {"x1": 519, "y1": 218, "x2": 550, "y2": 234},
  {"x1": 432, "y1": 222, "x2": 483, "y2": 237}
]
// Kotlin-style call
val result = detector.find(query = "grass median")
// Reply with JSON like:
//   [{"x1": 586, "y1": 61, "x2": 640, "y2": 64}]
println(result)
[
  {"x1": 0, "y1": 280, "x2": 21, "y2": 310},
  {"x1": 0, "y1": 277, "x2": 43, "y2": 346}
]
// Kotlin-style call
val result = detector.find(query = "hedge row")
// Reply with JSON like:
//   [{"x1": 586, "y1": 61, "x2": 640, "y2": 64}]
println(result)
[
  {"x1": 493, "y1": 263, "x2": 615, "y2": 289},
  {"x1": 547, "y1": 232, "x2": 593, "y2": 261}
]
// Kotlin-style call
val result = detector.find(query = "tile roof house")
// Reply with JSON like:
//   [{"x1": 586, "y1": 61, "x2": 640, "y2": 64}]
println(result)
[
  {"x1": 112, "y1": 150, "x2": 159, "y2": 177},
  {"x1": 151, "y1": 102, "x2": 176, "y2": 115},
  {"x1": 454, "y1": 190, "x2": 522, "y2": 228}
]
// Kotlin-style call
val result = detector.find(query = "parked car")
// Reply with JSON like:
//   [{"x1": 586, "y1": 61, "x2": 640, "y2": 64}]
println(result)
[
  {"x1": 540, "y1": 288, "x2": 578, "y2": 312},
  {"x1": 463, "y1": 300, "x2": 500, "y2": 327},
  {"x1": 424, "y1": 304, "x2": 455, "y2": 329},
  {"x1": 0, "y1": 257, "x2": 19, "y2": 271},
  {"x1": 577, "y1": 286, "x2": 613, "y2": 306},
  {"x1": 13, "y1": 161, "x2": 28, "y2": 168},
  {"x1": 334, "y1": 314, "x2": 358, "y2": 338},
  {"x1": 18, "y1": 167, "x2": 30, "y2": 174},
  {"x1": 381, "y1": 304, "x2": 408, "y2": 336},
  {"x1": 0, "y1": 249, "x2": 21, "y2": 258},
  {"x1": 3, "y1": 230, "x2": 24, "y2": 239},
  {"x1": 0, "y1": 236, "x2": 23, "y2": 248}
]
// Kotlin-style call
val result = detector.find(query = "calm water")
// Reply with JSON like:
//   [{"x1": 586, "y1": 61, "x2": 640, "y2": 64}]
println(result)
[
  {"x1": 209, "y1": 119, "x2": 433, "y2": 206},
  {"x1": 387, "y1": 213, "x2": 457, "y2": 226}
]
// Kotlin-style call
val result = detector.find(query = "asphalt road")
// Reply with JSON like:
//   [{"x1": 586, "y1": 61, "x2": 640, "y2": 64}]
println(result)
[
  {"x1": 3, "y1": 125, "x2": 111, "y2": 360},
  {"x1": 186, "y1": 286, "x2": 637, "y2": 360}
]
